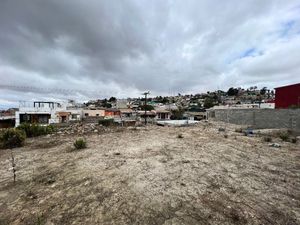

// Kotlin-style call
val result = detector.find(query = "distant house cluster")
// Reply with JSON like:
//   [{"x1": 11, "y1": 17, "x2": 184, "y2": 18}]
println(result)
[{"x1": 0, "y1": 83, "x2": 299, "y2": 128}]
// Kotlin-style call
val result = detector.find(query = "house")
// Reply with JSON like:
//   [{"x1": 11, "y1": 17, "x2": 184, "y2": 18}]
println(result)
[
  {"x1": 184, "y1": 111, "x2": 206, "y2": 121},
  {"x1": 104, "y1": 108, "x2": 121, "y2": 118},
  {"x1": 83, "y1": 109, "x2": 105, "y2": 118},
  {"x1": 137, "y1": 110, "x2": 156, "y2": 123},
  {"x1": 114, "y1": 108, "x2": 137, "y2": 126},
  {"x1": 15, "y1": 101, "x2": 65, "y2": 127},
  {"x1": 0, "y1": 109, "x2": 16, "y2": 128},
  {"x1": 116, "y1": 99, "x2": 128, "y2": 109},
  {"x1": 275, "y1": 83, "x2": 300, "y2": 108},
  {"x1": 56, "y1": 111, "x2": 71, "y2": 123},
  {"x1": 128, "y1": 101, "x2": 140, "y2": 110},
  {"x1": 119, "y1": 108, "x2": 135, "y2": 119},
  {"x1": 155, "y1": 109, "x2": 171, "y2": 120},
  {"x1": 66, "y1": 109, "x2": 83, "y2": 122}
]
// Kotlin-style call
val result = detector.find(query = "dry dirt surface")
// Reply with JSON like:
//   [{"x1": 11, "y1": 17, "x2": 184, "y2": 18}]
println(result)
[{"x1": 0, "y1": 122, "x2": 299, "y2": 225}]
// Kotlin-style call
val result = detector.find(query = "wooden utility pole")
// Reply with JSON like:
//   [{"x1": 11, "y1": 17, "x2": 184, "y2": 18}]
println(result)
[{"x1": 142, "y1": 91, "x2": 150, "y2": 125}]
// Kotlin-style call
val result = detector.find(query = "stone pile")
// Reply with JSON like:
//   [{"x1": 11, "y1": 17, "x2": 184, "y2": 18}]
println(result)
[{"x1": 56, "y1": 122, "x2": 105, "y2": 135}]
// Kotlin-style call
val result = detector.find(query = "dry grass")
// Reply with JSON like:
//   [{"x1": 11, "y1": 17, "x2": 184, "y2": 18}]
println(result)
[{"x1": 0, "y1": 121, "x2": 299, "y2": 225}]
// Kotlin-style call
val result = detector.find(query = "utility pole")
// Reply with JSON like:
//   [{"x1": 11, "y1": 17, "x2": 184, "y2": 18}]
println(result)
[{"x1": 142, "y1": 91, "x2": 150, "y2": 125}]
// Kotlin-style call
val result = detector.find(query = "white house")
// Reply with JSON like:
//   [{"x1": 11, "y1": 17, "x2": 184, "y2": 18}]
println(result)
[{"x1": 15, "y1": 101, "x2": 65, "y2": 127}]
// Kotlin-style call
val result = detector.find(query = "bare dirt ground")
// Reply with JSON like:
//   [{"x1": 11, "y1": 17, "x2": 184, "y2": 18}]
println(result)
[{"x1": 0, "y1": 121, "x2": 299, "y2": 225}]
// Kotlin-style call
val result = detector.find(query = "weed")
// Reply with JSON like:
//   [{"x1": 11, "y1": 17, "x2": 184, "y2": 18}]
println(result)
[
  {"x1": 17, "y1": 123, "x2": 55, "y2": 138},
  {"x1": 0, "y1": 128, "x2": 26, "y2": 149},
  {"x1": 279, "y1": 132, "x2": 289, "y2": 142},
  {"x1": 74, "y1": 138, "x2": 87, "y2": 150}
]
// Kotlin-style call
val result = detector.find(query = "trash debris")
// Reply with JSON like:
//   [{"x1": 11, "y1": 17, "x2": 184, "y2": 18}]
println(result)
[{"x1": 268, "y1": 143, "x2": 281, "y2": 148}]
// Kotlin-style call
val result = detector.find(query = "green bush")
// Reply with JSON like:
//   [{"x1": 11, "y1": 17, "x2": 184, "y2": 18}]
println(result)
[
  {"x1": 0, "y1": 128, "x2": 26, "y2": 149},
  {"x1": 74, "y1": 138, "x2": 87, "y2": 150},
  {"x1": 98, "y1": 119, "x2": 114, "y2": 127},
  {"x1": 17, "y1": 123, "x2": 55, "y2": 137},
  {"x1": 278, "y1": 132, "x2": 289, "y2": 142}
]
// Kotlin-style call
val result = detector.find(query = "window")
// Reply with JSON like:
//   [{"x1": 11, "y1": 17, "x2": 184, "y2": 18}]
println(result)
[
  {"x1": 96, "y1": 114, "x2": 99, "y2": 116},
  {"x1": 85, "y1": 113, "x2": 89, "y2": 116}
]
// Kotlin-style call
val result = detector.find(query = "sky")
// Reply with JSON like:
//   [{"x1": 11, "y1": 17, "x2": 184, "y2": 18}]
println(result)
[{"x1": 1, "y1": 0, "x2": 300, "y2": 108}]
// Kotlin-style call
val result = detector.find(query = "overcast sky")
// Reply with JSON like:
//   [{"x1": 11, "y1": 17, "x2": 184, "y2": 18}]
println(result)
[{"x1": 1, "y1": 0, "x2": 300, "y2": 108}]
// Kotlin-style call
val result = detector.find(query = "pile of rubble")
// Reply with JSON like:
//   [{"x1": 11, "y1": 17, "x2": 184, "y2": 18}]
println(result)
[
  {"x1": 56, "y1": 122, "x2": 106, "y2": 135},
  {"x1": 54, "y1": 121, "x2": 148, "y2": 135}
]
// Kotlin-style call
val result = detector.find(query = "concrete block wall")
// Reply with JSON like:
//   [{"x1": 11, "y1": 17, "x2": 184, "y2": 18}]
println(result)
[{"x1": 209, "y1": 108, "x2": 300, "y2": 132}]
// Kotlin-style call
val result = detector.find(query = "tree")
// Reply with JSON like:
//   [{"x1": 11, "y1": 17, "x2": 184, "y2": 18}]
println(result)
[
  {"x1": 161, "y1": 97, "x2": 169, "y2": 104},
  {"x1": 203, "y1": 97, "x2": 214, "y2": 108},
  {"x1": 140, "y1": 105, "x2": 154, "y2": 111},
  {"x1": 108, "y1": 97, "x2": 116, "y2": 102},
  {"x1": 103, "y1": 103, "x2": 112, "y2": 108},
  {"x1": 227, "y1": 87, "x2": 239, "y2": 96},
  {"x1": 260, "y1": 87, "x2": 267, "y2": 95},
  {"x1": 170, "y1": 107, "x2": 185, "y2": 120}
]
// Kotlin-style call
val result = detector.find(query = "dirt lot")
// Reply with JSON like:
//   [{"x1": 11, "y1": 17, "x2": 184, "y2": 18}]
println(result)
[{"x1": 0, "y1": 121, "x2": 299, "y2": 225}]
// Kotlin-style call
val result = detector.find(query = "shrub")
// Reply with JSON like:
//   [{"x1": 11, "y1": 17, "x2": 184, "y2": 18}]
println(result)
[
  {"x1": 46, "y1": 125, "x2": 56, "y2": 133},
  {"x1": 98, "y1": 119, "x2": 114, "y2": 127},
  {"x1": 263, "y1": 136, "x2": 272, "y2": 142},
  {"x1": 17, "y1": 123, "x2": 55, "y2": 137},
  {"x1": 278, "y1": 132, "x2": 289, "y2": 142},
  {"x1": 0, "y1": 128, "x2": 26, "y2": 149},
  {"x1": 74, "y1": 138, "x2": 87, "y2": 150}
]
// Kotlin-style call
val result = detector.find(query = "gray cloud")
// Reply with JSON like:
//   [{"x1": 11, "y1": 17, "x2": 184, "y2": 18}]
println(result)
[{"x1": 0, "y1": 0, "x2": 300, "y2": 107}]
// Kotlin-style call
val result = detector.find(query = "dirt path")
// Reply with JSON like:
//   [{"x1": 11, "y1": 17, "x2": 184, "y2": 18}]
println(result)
[{"x1": 0, "y1": 122, "x2": 299, "y2": 225}]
